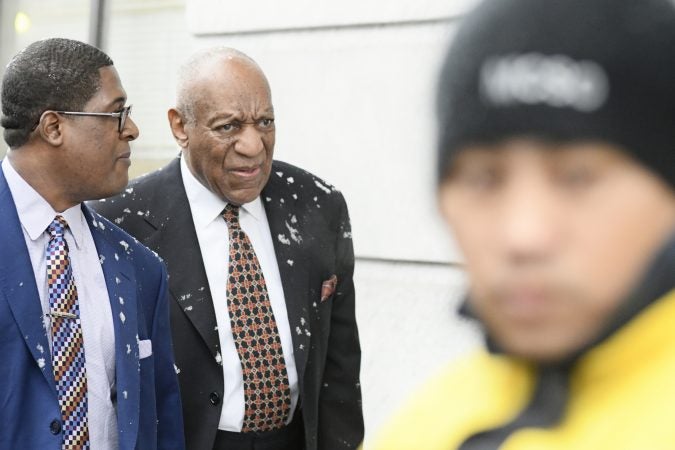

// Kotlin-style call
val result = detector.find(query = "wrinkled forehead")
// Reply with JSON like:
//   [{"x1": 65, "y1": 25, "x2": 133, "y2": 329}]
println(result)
[
  {"x1": 188, "y1": 58, "x2": 272, "y2": 120},
  {"x1": 195, "y1": 57, "x2": 271, "y2": 98}
]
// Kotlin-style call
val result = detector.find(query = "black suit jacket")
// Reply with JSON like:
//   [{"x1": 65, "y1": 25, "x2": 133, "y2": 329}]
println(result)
[{"x1": 93, "y1": 157, "x2": 363, "y2": 450}]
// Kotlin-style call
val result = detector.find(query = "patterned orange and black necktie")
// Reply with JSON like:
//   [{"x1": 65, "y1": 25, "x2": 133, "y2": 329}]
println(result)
[
  {"x1": 46, "y1": 216, "x2": 90, "y2": 449},
  {"x1": 222, "y1": 203, "x2": 291, "y2": 432}
]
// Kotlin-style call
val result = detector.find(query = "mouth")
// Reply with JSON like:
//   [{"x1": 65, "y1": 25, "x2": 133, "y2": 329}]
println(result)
[
  {"x1": 497, "y1": 284, "x2": 554, "y2": 322},
  {"x1": 117, "y1": 152, "x2": 131, "y2": 167},
  {"x1": 229, "y1": 165, "x2": 261, "y2": 179}
]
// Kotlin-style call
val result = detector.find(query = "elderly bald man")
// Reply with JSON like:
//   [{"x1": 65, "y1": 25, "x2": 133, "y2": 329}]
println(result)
[{"x1": 94, "y1": 47, "x2": 364, "y2": 450}]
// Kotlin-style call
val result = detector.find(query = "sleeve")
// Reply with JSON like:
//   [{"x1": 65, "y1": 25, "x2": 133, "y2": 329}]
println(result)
[
  {"x1": 152, "y1": 264, "x2": 186, "y2": 449},
  {"x1": 318, "y1": 193, "x2": 365, "y2": 449}
]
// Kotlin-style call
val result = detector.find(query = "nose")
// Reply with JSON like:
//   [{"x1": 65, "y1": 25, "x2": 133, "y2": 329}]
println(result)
[
  {"x1": 234, "y1": 124, "x2": 264, "y2": 157},
  {"x1": 121, "y1": 116, "x2": 139, "y2": 141},
  {"x1": 500, "y1": 179, "x2": 559, "y2": 265}
]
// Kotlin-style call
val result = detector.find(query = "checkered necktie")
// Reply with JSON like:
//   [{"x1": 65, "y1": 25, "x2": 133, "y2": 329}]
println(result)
[
  {"x1": 223, "y1": 204, "x2": 291, "y2": 432},
  {"x1": 47, "y1": 216, "x2": 90, "y2": 449}
]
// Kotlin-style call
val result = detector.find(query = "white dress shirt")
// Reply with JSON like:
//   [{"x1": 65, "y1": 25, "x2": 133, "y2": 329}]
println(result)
[
  {"x1": 2, "y1": 158, "x2": 118, "y2": 449},
  {"x1": 180, "y1": 156, "x2": 299, "y2": 432}
]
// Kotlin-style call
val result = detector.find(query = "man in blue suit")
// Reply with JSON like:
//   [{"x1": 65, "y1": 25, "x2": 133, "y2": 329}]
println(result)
[{"x1": 0, "y1": 38, "x2": 184, "y2": 449}]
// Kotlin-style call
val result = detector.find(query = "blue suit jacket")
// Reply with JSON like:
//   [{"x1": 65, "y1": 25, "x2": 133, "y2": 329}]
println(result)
[{"x1": 0, "y1": 167, "x2": 185, "y2": 449}]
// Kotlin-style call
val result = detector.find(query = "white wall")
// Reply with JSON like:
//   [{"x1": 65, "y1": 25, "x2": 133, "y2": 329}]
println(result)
[
  {"x1": 186, "y1": 0, "x2": 475, "y2": 33},
  {"x1": 356, "y1": 260, "x2": 479, "y2": 442}
]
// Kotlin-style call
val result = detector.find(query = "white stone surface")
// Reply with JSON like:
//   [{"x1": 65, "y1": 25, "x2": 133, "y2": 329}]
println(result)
[
  {"x1": 354, "y1": 258, "x2": 482, "y2": 441},
  {"x1": 186, "y1": 0, "x2": 479, "y2": 34}
]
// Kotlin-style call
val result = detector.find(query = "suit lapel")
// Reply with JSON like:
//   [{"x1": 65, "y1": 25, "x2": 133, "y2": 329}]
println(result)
[
  {"x1": 0, "y1": 168, "x2": 56, "y2": 394},
  {"x1": 84, "y1": 207, "x2": 141, "y2": 450},
  {"x1": 147, "y1": 159, "x2": 312, "y2": 379},
  {"x1": 262, "y1": 168, "x2": 311, "y2": 385},
  {"x1": 143, "y1": 159, "x2": 220, "y2": 359}
]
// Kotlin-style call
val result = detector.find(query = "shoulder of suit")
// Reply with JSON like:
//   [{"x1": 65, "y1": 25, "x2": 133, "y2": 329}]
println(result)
[
  {"x1": 269, "y1": 160, "x2": 346, "y2": 204},
  {"x1": 86, "y1": 206, "x2": 165, "y2": 267}
]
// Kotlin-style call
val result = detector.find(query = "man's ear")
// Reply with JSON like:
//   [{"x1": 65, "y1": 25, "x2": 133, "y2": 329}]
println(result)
[
  {"x1": 37, "y1": 111, "x2": 64, "y2": 146},
  {"x1": 168, "y1": 108, "x2": 189, "y2": 148}
]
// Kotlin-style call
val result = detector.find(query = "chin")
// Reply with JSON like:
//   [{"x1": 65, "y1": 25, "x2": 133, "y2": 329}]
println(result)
[
  {"x1": 94, "y1": 180, "x2": 129, "y2": 201},
  {"x1": 223, "y1": 188, "x2": 263, "y2": 206},
  {"x1": 498, "y1": 336, "x2": 578, "y2": 364}
]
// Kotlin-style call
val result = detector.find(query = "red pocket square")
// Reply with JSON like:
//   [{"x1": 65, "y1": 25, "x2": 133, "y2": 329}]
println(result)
[{"x1": 320, "y1": 275, "x2": 338, "y2": 302}]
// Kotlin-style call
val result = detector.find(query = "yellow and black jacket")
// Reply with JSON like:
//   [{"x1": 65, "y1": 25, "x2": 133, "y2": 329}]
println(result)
[{"x1": 368, "y1": 236, "x2": 675, "y2": 450}]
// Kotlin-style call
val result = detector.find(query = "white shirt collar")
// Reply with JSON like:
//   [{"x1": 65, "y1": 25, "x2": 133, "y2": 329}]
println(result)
[
  {"x1": 179, "y1": 155, "x2": 264, "y2": 229},
  {"x1": 2, "y1": 157, "x2": 85, "y2": 248}
]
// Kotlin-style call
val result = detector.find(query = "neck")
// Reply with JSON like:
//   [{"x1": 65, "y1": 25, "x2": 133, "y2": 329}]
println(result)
[{"x1": 7, "y1": 147, "x2": 78, "y2": 212}]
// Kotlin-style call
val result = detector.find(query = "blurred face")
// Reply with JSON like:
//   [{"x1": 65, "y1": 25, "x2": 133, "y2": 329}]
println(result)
[
  {"x1": 439, "y1": 139, "x2": 675, "y2": 363},
  {"x1": 60, "y1": 66, "x2": 138, "y2": 202},
  {"x1": 173, "y1": 58, "x2": 275, "y2": 206}
]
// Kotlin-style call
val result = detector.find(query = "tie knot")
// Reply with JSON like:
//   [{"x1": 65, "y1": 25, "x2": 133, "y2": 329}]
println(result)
[
  {"x1": 47, "y1": 215, "x2": 69, "y2": 238},
  {"x1": 222, "y1": 204, "x2": 241, "y2": 229}
]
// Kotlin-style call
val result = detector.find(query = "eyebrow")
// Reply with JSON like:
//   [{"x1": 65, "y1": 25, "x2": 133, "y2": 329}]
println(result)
[
  {"x1": 107, "y1": 96, "x2": 127, "y2": 110},
  {"x1": 206, "y1": 111, "x2": 236, "y2": 126}
]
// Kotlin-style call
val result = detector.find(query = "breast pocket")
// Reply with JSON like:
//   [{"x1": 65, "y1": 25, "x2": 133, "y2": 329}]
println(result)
[{"x1": 138, "y1": 339, "x2": 153, "y2": 359}]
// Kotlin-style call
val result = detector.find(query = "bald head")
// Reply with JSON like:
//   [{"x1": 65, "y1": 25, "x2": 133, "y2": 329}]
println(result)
[{"x1": 175, "y1": 47, "x2": 270, "y2": 123}]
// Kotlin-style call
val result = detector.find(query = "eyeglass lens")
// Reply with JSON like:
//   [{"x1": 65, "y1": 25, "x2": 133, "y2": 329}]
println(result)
[
  {"x1": 119, "y1": 106, "x2": 132, "y2": 132},
  {"x1": 118, "y1": 105, "x2": 131, "y2": 133}
]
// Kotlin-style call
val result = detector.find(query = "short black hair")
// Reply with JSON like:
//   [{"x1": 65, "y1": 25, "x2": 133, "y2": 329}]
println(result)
[{"x1": 1, "y1": 38, "x2": 113, "y2": 148}]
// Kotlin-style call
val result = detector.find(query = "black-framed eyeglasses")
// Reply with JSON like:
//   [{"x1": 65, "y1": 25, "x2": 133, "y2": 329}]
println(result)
[{"x1": 55, "y1": 105, "x2": 133, "y2": 133}]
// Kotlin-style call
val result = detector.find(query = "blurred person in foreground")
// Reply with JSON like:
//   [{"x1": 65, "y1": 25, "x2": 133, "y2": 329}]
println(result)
[
  {"x1": 94, "y1": 47, "x2": 363, "y2": 450},
  {"x1": 368, "y1": 0, "x2": 675, "y2": 448},
  {"x1": 0, "y1": 38, "x2": 184, "y2": 449}
]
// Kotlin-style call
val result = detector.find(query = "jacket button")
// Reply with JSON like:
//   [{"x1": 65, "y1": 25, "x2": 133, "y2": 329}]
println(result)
[
  {"x1": 50, "y1": 419, "x2": 62, "y2": 435},
  {"x1": 209, "y1": 391, "x2": 220, "y2": 405}
]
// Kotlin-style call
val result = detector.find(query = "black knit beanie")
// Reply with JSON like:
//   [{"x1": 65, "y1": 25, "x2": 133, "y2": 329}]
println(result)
[{"x1": 437, "y1": 0, "x2": 675, "y2": 189}]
